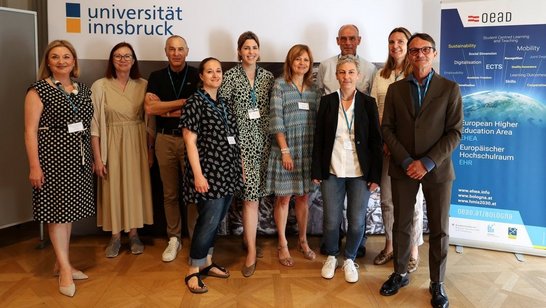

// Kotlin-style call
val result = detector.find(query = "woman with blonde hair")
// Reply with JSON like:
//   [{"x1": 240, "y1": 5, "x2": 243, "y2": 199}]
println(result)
[
  {"x1": 370, "y1": 27, "x2": 424, "y2": 273},
  {"x1": 24, "y1": 40, "x2": 94, "y2": 297}
]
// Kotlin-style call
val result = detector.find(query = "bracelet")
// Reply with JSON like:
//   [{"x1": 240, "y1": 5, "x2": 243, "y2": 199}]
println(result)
[{"x1": 280, "y1": 147, "x2": 290, "y2": 154}]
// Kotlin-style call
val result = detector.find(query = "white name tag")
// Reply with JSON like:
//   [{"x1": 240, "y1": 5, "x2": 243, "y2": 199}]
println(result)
[
  {"x1": 68, "y1": 122, "x2": 84, "y2": 133},
  {"x1": 248, "y1": 108, "x2": 260, "y2": 119},
  {"x1": 227, "y1": 136, "x2": 236, "y2": 145},
  {"x1": 298, "y1": 102, "x2": 310, "y2": 110},
  {"x1": 343, "y1": 140, "x2": 354, "y2": 151}
]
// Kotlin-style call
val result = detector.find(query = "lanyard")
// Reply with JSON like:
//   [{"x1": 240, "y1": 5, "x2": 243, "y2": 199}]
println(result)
[
  {"x1": 339, "y1": 95, "x2": 354, "y2": 133},
  {"x1": 50, "y1": 77, "x2": 79, "y2": 115},
  {"x1": 167, "y1": 65, "x2": 188, "y2": 99},
  {"x1": 239, "y1": 65, "x2": 258, "y2": 107},
  {"x1": 414, "y1": 71, "x2": 433, "y2": 107},
  {"x1": 197, "y1": 90, "x2": 230, "y2": 132}
]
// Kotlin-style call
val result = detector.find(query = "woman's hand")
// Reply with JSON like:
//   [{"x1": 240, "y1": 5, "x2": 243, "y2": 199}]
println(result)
[
  {"x1": 281, "y1": 153, "x2": 294, "y2": 171},
  {"x1": 29, "y1": 166, "x2": 44, "y2": 189},
  {"x1": 312, "y1": 179, "x2": 322, "y2": 185},
  {"x1": 94, "y1": 160, "x2": 108, "y2": 178},
  {"x1": 194, "y1": 174, "x2": 209, "y2": 193}
]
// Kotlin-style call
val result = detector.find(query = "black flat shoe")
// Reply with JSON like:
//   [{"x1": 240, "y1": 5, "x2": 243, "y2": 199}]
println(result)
[
  {"x1": 184, "y1": 273, "x2": 208, "y2": 294},
  {"x1": 429, "y1": 282, "x2": 449, "y2": 308},
  {"x1": 380, "y1": 272, "x2": 410, "y2": 296}
]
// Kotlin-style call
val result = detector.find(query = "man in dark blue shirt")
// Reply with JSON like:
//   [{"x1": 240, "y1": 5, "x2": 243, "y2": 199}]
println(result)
[{"x1": 145, "y1": 35, "x2": 199, "y2": 262}]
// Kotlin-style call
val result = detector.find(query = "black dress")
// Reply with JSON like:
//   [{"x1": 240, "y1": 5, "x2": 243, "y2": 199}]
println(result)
[{"x1": 31, "y1": 79, "x2": 95, "y2": 223}]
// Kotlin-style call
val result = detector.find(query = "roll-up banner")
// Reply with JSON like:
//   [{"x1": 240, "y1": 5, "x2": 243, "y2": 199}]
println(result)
[{"x1": 441, "y1": 0, "x2": 546, "y2": 256}]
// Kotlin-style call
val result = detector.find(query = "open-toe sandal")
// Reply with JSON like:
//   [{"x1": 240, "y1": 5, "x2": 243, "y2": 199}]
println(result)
[
  {"x1": 185, "y1": 273, "x2": 208, "y2": 294},
  {"x1": 199, "y1": 263, "x2": 230, "y2": 278},
  {"x1": 277, "y1": 245, "x2": 294, "y2": 267},
  {"x1": 298, "y1": 240, "x2": 316, "y2": 260}
]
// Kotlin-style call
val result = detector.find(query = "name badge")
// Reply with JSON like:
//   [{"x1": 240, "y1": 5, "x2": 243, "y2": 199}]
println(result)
[
  {"x1": 227, "y1": 136, "x2": 236, "y2": 145},
  {"x1": 298, "y1": 102, "x2": 310, "y2": 110},
  {"x1": 248, "y1": 108, "x2": 260, "y2": 119},
  {"x1": 343, "y1": 140, "x2": 354, "y2": 151},
  {"x1": 68, "y1": 122, "x2": 84, "y2": 133}
]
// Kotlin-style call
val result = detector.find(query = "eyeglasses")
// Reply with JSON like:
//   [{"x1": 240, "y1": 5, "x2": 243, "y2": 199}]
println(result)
[
  {"x1": 113, "y1": 54, "x2": 133, "y2": 61},
  {"x1": 408, "y1": 46, "x2": 435, "y2": 56}
]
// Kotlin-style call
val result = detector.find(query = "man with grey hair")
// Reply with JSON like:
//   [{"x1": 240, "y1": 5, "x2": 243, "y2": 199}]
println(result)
[
  {"x1": 317, "y1": 24, "x2": 377, "y2": 95},
  {"x1": 379, "y1": 33, "x2": 462, "y2": 308},
  {"x1": 145, "y1": 35, "x2": 199, "y2": 262}
]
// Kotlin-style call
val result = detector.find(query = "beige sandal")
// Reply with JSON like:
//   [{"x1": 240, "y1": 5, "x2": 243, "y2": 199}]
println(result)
[
  {"x1": 373, "y1": 250, "x2": 393, "y2": 265},
  {"x1": 277, "y1": 245, "x2": 294, "y2": 267},
  {"x1": 298, "y1": 240, "x2": 316, "y2": 260}
]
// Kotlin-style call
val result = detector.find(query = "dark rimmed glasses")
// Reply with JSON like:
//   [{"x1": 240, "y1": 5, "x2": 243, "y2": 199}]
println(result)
[{"x1": 408, "y1": 46, "x2": 435, "y2": 56}]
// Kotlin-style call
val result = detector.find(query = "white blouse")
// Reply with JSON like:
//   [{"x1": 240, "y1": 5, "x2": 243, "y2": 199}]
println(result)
[{"x1": 329, "y1": 89, "x2": 363, "y2": 178}]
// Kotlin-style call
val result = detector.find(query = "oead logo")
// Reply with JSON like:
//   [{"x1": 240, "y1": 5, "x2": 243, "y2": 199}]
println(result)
[{"x1": 468, "y1": 11, "x2": 513, "y2": 24}]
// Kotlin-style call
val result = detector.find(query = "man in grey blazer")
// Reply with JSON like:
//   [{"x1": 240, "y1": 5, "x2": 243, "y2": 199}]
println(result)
[{"x1": 379, "y1": 33, "x2": 462, "y2": 308}]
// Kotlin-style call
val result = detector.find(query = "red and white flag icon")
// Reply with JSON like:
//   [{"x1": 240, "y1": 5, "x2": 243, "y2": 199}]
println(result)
[{"x1": 467, "y1": 15, "x2": 480, "y2": 22}]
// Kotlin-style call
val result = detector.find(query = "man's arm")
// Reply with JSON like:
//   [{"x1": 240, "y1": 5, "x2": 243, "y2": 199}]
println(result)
[{"x1": 144, "y1": 92, "x2": 187, "y2": 116}]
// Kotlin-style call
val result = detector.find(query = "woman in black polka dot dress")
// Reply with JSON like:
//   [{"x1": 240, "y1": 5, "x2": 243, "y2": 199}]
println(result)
[{"x1": 24, "y1": 40, "x2": 94, "y2": 297}]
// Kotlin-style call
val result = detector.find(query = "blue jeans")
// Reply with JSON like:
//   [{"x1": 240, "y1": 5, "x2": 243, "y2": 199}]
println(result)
[
  {"x1": 189, "y1": 195, "x2": 233, "y2": 267},
  {"x1": 321, "y1": 174, "x2": 370, "y2": 260}
]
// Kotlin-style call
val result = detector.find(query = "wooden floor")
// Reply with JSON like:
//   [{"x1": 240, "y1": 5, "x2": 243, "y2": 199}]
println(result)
[{"x1": 1, "y1": 223, "x2": 545, "y2": 307}]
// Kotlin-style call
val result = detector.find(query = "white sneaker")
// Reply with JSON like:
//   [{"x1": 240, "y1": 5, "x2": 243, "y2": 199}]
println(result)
[
  {"x1": 321, "y1": 255, "x2": 338, "y2": 279},
  {"x1": 162, "y1": 237, "x2": 181, "y2": 262},
  {"x1": 342, "y1": 259, "x2": 360, "y2": 283}
]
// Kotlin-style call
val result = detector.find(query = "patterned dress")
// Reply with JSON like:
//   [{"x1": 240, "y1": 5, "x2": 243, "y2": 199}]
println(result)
[
  {"x1": 265, "y1": 78, "x2": 321, "y2": 196},
  {"x1": 179, "y1": 90, "x2": 243, "y2": 203},
  {"x1": 219, "y1": 64, "x2": 274, "y2": 201},
  {"x1": 31, "y1": 79, "x2": 95, "y2": 223}
]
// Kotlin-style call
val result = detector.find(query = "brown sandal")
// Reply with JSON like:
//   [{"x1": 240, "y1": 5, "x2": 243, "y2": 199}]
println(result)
[
  {"x1": 298, "y1": 240, "x2": 316, "y2": 260},
  {"x1": 373, "y1": 250, "x2": 393, "y2": 265},
  {"x1": 277, "y1": 245, "x2": 294, "y2": 267}
]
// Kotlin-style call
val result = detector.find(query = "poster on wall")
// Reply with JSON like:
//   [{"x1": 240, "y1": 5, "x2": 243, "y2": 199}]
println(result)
[{"x1": 441, "y1": 0, "x2": 546, "y2": 256}]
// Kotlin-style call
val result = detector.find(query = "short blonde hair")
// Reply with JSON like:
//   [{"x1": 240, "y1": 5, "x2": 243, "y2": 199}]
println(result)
[
  {"x1": 38, "y1": 40, "x2": 80, "y2": 80},
  {"x1": 336, "y1": 55, "x2": 360, "y2": 73}
]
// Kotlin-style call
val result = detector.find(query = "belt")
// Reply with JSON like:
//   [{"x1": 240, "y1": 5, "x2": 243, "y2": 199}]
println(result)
[{"x1": 158, "y1": 127, "x2": 182, "y2": 136}]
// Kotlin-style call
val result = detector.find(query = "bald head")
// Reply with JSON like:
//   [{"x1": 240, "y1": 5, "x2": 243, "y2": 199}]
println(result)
[
  {"x1": 336, "y1": 24, "x2": 361, "y2": 56},
  {"x1": 164, "y1": 35, "x2": 189, "y2": 72}
]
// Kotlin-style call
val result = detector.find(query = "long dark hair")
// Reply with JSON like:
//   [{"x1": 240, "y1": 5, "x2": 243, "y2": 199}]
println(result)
[{"x1": 105, "y1": 42, "x2": 141, "y2": 79}]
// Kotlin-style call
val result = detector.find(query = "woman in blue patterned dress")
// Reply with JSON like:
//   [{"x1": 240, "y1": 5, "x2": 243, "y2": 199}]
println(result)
[
  {"x1": 266, "y1": 44, "x2": 321, "y2": 266},
  {"x1": 219, "y1": 31, "x2": 274, "y2": 277}
]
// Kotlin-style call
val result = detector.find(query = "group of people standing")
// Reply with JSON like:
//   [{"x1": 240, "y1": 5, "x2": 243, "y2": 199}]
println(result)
[{"x1": 24, "y1": 23, "x2": 462, "y2": 308}]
